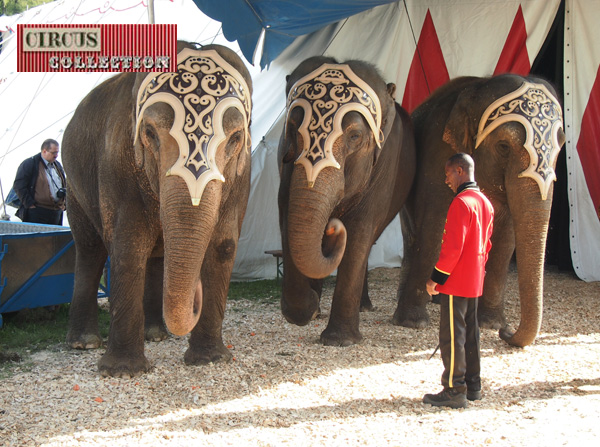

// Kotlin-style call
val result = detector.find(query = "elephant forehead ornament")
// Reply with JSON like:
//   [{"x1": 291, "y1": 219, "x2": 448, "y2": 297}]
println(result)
[
  {"x1": 287, "y1": 64, "x2": 382, "y2": 187},
  {"x1": 135, "y1": 48, "x2": 252, "y2": 206},
  {"x1": 475, "y1": 82, "x2": 563, "y2": 201}
]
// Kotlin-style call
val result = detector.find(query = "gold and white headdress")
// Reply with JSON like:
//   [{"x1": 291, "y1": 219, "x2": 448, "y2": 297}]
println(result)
[
  {"x1": 135, "y1": 48, "x2": 252, "y2": 205},
  {"x1": 287, "y1": 64, "x2": 382, "y2": 187},
  {"x1": 476, "y1": 82, "x2": 563, "y2": 200}
]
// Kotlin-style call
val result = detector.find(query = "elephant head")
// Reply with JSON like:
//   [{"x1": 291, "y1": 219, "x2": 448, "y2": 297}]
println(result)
[
  {"x1": 132, "y1": 42, "x2": 252, "y2": 335},
  {"x1": 443, "y1": 74, "x2": 565, "y2": 346},
  {"x1": 279, "y1": 57, "x2": 397, "y2": 279}
]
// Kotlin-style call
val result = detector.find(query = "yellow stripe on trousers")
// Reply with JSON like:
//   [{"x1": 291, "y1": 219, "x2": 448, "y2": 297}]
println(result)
[{"x1": 449, "y1": 295, "x2": 455, "y2": 388}]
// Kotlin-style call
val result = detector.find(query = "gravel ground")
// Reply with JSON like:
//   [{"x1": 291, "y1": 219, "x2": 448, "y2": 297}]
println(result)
[{"x1": 1, "y1": 265, "x2": 599, "y2": 446}]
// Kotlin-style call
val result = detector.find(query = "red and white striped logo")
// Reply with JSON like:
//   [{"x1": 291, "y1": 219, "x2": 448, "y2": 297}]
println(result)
[{"x1": 17, "y1": 24, "x2": 177, "y2": 73}]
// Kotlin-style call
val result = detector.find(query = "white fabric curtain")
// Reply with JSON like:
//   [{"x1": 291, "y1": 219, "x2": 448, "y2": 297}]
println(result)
[{"x1": 564, "y1": 0, "x2": 600, "y2": 281}]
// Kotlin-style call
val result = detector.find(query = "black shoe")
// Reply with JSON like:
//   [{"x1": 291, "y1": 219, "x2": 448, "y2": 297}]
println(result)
[
  {"x1": 467, "y1": 389, "x2": 482, "y2": 401},
  {"x1": 423, "y1": 388, "x2": 467, "y2": 409}
]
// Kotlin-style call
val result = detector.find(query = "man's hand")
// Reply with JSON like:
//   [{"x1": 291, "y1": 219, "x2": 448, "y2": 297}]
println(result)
[{"x1": 426, "y1": 279, "x2": 439, "y2": 296}]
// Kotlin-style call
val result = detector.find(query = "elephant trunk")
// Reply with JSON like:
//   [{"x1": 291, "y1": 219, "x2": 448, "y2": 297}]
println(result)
[
  {"x1": 500, "y1": 179, "x2": 553, "y2": 347},
  {"x1": 161, "y1": 181, "x2": 221, "y2": 336},
  {"x1": 286, "y1": 172, "x2": 346, "y2": 279}
]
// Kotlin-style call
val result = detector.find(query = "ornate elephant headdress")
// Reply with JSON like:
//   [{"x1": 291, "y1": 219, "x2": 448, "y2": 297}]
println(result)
[
  {"x1": 475, "y1": 81, "x2": 563, "y2": 201},
  {"x1": 134, "y1": 48, "x2": 252, "y2": 206},
  {"x1": 287, "y1": 63, "x2": 382, "y2": 187}
]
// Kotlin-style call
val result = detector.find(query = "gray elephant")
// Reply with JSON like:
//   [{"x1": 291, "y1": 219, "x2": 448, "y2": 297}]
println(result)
[
  {"x1": 394, "y1": 74, "x2": 565, "y2": 347},
  {"x1": 63, "y1": 42, "x2": 252, "y2": 377},
  {"x1": 278, "y1": 56, "x2": 416, "y2": 346}
]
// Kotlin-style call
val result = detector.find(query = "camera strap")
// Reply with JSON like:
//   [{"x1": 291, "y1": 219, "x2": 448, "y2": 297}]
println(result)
[
  {"x1": 46, "y1": 162, "x2": 65, "y2": 187},
  {"x1": 45, "y1": 162, "x2": 65, "y2": 201}
]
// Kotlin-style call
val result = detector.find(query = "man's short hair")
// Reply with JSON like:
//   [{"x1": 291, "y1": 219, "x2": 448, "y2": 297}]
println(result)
[
  {"x1": 447, "y1": 152, "x2": 474, "y2": 174},
  {"x1": 41, "y1": 139, "x2": 59, "y2": 152}
]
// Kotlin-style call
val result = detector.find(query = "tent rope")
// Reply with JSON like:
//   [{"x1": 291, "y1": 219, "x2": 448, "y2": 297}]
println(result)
[{"x1": 403, "y1": 0, "x2": 431, "y2": 96}]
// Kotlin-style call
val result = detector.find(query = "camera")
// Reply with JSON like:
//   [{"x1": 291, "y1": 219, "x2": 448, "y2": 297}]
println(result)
[{"x1": 57, "y1": 188, "x2": 66, "y2": 199}]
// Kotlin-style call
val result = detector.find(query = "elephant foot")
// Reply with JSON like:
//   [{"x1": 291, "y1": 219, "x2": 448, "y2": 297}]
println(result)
[
  {"x1": 360, "y1": 295, "x2": 374, "y2": 312},
  {"x1": 360, "y1": 302, "x2": 375, "y2": 312},
  {"x1": 478, "y1": 308, "x2": 505, "y2": 330},
  {"x1": 391, "y1": 305, "x2": 430, "y2": 329},
  {"x1": 184, "y1": 343, "x2": 233, "y2": 366},
  {"x1": 98, "y1": 351, "x2": 151, "y2": 378},
  {"x1": 320, "y1": 325, "x2": 363, "y2": 347},
  {"x1": 67, "y1": 331, "x2": 103, "y2": 350},
  {"x1": 145, "y1": 324, "x2": 169, "y2": 342}
]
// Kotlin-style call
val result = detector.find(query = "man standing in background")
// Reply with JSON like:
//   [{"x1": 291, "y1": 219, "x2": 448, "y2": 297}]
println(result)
[{"x1": 13, "y1": 138, "x2": 66, "y2": 225}]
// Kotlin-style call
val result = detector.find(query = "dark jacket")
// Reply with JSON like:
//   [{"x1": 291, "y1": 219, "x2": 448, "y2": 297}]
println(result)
[{"x1": 13, "y1": 153, "x2": 66, "y2": 219}]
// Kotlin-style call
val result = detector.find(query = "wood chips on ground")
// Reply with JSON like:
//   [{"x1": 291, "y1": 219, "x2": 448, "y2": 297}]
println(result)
[{"x1": 1, "y1": 266, "x2": 599, "y2": 446}]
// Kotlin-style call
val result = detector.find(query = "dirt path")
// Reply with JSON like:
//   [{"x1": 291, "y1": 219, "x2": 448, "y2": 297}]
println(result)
[{"x1": 1, "y1": 266, "x2": 599, "y2": 446}]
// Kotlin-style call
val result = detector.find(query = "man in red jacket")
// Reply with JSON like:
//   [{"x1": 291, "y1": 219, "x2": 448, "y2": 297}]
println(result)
[{"x1": 423, "y1": 153, "x2": 494, "y2": 409}]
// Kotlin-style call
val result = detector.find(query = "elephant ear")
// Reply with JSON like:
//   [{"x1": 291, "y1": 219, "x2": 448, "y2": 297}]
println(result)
[
  {"x1": 376, "y1": 83, "x2": 398, "y2": 164},
  {"x1": 442, "y1": 88, "x2": 479, "y2": 155},
  {"x1": 133, "y1": 123, "x2": 146, "y2": 169},
  {"x1": 237, "y1": 136, "x2": 251, "y2": 177},
  {"x1": 132, "y1": 74, "x2": 148, "y2": 169}
]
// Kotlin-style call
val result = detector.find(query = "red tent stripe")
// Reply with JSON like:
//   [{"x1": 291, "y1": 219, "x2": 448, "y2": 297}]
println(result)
[
  {"x1": 402, "y1": 9, "x2": 449, "y2": 114},
  {"x1": 576, "y1": 65, "x2": 600, "y2": 221},
  {"x1": 494, "y1": 5, "x2": 530, "y2": 76}
]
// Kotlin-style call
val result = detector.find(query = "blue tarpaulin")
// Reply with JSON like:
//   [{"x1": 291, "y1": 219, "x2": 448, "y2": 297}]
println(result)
[{"x1": 192, "y1": 0, "x2": 395, "y2": 67}]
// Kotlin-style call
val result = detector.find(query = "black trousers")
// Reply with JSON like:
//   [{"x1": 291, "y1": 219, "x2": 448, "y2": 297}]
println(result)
[
  {"x1": 23, "y1": 207, "x2": 63, "y2": 226},
  {"x1": 439, "y1": 294, "x2": 481, "y2": 394}
]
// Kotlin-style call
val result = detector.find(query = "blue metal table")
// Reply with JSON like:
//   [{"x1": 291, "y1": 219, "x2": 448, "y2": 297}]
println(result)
[{"x1": 0, "y1": 221, "x2": 108, "y2": 328}]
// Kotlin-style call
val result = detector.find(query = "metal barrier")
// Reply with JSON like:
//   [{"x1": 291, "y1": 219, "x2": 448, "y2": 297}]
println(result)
[{"x1": 0, "y1": 221, "x2": 109, "y2": 328}]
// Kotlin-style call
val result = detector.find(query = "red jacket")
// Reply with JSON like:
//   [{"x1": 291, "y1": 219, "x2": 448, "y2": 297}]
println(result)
[{"x1": 431, "y1": 183, "x2": 494, "y2": 298}]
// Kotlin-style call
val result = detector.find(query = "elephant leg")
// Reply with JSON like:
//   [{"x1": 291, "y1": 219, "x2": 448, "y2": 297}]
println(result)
[
  {"x1": 478, "y1": 210, "x2": 515, "y2": 329},
  {"x1": 185, "y1": 221, "x2": 239, "y2": 366},
  {"x1": 67, "y1": 195, "x2": 107, "y2": 350},
  {"x1": 98, "y1": 242, "x2": 152, "y2": 377},
  {"x1": 396, "y1": 207, "x2": 415, "y2": 297},
  {"x1": 392, "y1": 226, "x2": 440, "y2": 328},
  {"x1": 144, "y1": 256, "x2": 168, "y2": 342},
  {"x1": 360, "y1": 266, "x2": 374, "y2": 312},
  {"x1": 320, "y1": 238, "x2": 370, "y2": 347}
]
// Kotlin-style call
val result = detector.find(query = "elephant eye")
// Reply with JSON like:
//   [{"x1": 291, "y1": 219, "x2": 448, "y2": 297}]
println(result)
[
  {"x1": 143, "y1": 125, "x2": 159, "y2": 150},
  {"x1": 230, "y1": 130, "x2": 242, "y2": 145},
  {"x1": 227, "y1": 130, "x2": 244, "y2": 155},
  {"x1": 497, "y1": 141, "x2": 511, "y2": 157},
  {"x1": 282, "y1": 124, "x2": 300, "y2": 163},
  {"x1": 346, "y1": 129, "x2": 363, "y2": 148}
]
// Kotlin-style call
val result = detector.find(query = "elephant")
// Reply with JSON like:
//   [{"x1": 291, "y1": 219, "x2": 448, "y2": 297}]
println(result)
[
  {"x1": 278, "y1": 56, "x2": 416, "y2": 346},
  {"x1": 393, "y1": 74, "x2": 565, "y2": 347},
  {"x1": 62, "y1": 42, "x2": 253, "y2": 377}
]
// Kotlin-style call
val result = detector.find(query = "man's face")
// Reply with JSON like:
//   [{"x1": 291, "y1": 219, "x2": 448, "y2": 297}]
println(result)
[
  {"x1": 42, "y1": 144, "x2": 59, "y2": 163},
  {"x1": 444, "y1": 162, "x2": 462, "y2": 193}
]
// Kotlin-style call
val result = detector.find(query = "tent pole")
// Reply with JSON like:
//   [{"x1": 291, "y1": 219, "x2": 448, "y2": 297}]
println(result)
[{"x1": 148, "y1": 0, "x2": 155, "y2": 24}]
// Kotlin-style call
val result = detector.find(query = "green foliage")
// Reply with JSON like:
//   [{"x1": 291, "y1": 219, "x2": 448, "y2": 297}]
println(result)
[
  {"x1": 1, "y1": 0, "x2": 54, "y2": 16},
  {"x1": 228, "y1": 279, "x2": 281, "y2": 304},
  {"x1": 0, "y1": 303, "x2": 110, "y2": 372}
]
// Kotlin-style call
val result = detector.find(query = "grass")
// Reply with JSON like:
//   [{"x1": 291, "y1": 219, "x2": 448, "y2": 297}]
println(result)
[
  {"x1": 227, "y1": 278, "x2": 281, "y2": 303},
  {"x1": 0, "y1": 304, "x2": 111, "y2": 375},
  {"x1": 0, "y1": 279, "x2": 281, "y2": 372}
]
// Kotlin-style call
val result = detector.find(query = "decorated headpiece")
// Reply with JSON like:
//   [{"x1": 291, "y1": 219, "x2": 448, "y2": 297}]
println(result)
[
  {"x1": 475, "y1": 82, "x2": 563, "y2": 200},
  {"x1": 135, "y1": 48, "x2": 252, "y2": 206},
  {"x1": 287, "y1": 63, "x2": 382, "y2": 187}
]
